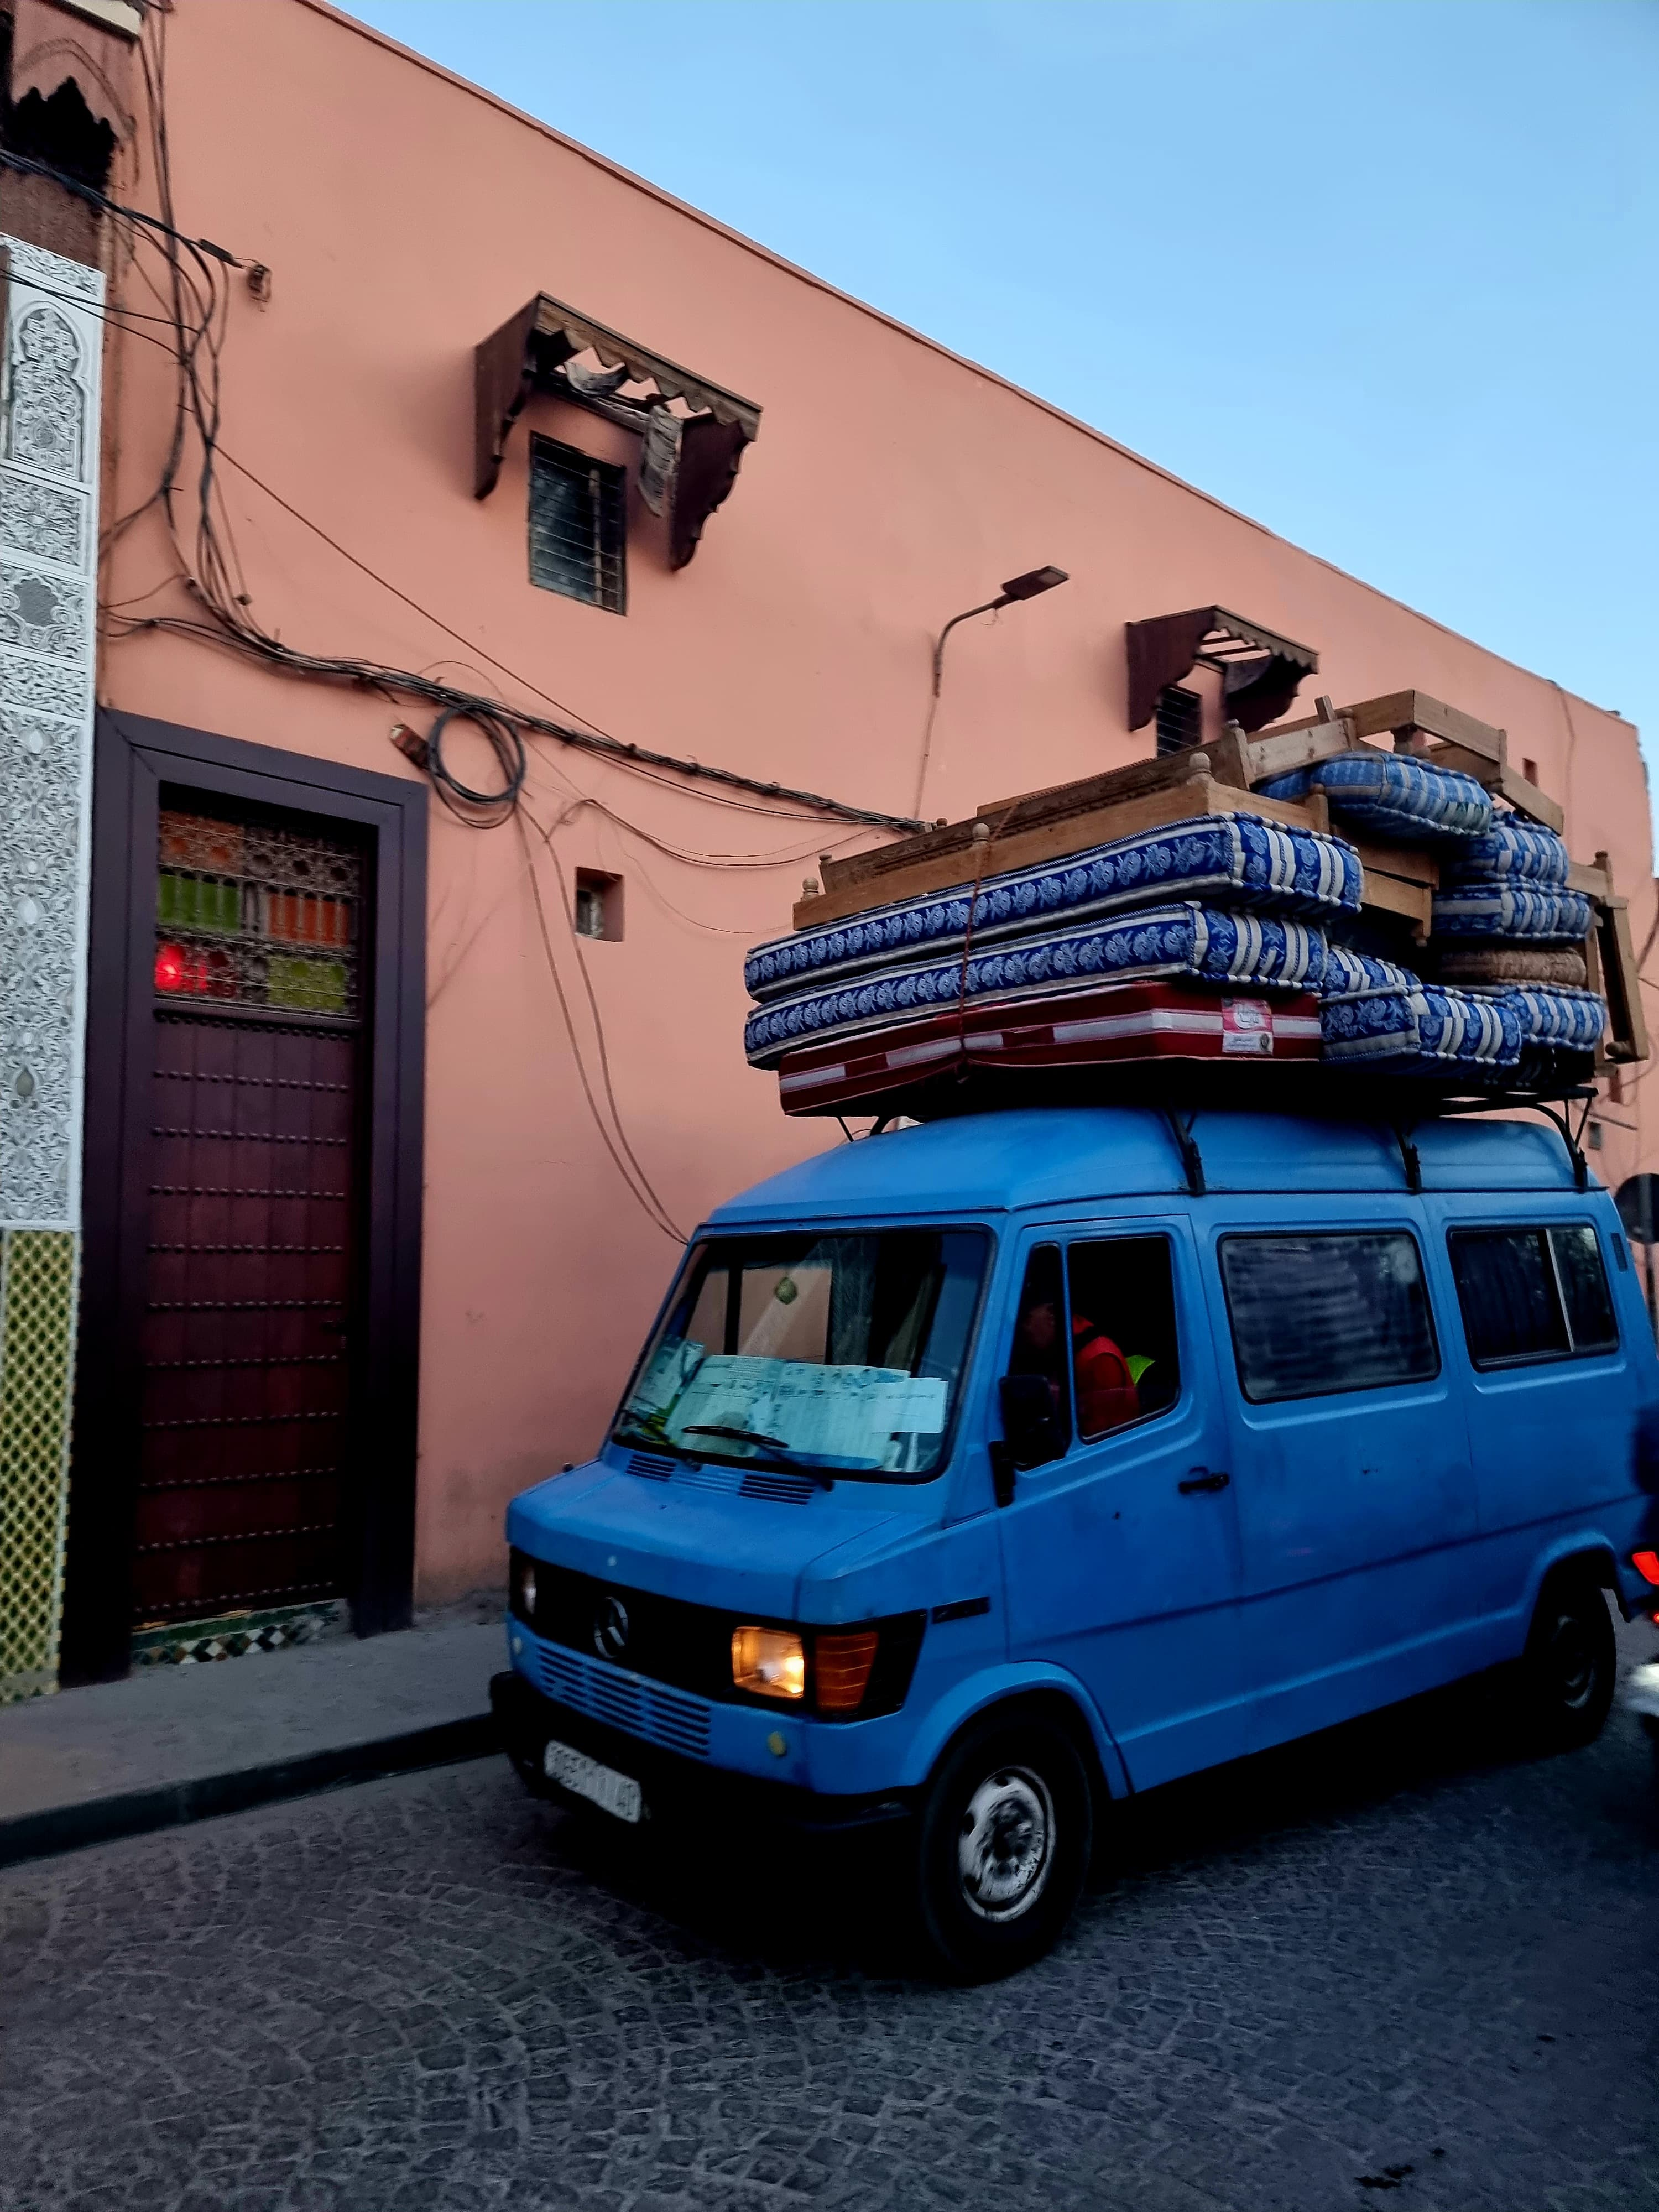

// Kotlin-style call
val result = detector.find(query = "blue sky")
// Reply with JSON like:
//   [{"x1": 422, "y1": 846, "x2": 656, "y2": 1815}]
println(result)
[{"x1": 351, "y1": 0, "x2": 1658, "y2": 799}]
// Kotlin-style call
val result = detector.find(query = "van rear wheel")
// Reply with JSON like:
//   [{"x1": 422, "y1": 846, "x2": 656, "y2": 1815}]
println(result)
[
  {"x1": 1519, "y1": 1573, "x2": 1615, "y2": 1751},
  {"x1": 912, "y1": 1709, "x2": 1092, "y2": 1983}
]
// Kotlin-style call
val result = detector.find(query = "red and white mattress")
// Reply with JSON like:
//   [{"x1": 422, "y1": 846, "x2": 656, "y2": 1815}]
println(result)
[{"x1": 775, "y1": 980, "x2": 1323, "y2": 1114}]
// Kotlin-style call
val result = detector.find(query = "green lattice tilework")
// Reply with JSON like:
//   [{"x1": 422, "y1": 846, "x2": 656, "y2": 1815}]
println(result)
[{"x1": 0, "y1": 1229, "x2": 77, "y2": 1702}]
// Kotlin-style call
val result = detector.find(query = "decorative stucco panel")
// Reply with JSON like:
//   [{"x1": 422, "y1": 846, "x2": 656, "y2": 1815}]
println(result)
[{"x1": 0, "y1": 232, "x2": 101, "y2": 1234}]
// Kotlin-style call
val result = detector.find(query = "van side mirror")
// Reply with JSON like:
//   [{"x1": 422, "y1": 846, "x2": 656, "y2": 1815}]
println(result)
[{"x1": 990, "y1": 1373, "x2": 1065, "y2": 1505}]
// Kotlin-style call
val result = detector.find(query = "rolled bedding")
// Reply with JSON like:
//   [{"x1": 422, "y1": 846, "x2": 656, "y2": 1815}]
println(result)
[
  {"x1": 1436, "y1": 945, "x2": 1588, "y2": 988},
  {"x1": 1256, "y1": 750, "x2": 1493, "y2": 845},
  {"x1": 744, "y1": 904, "x2": 1328, "y2": 1067},
  {"x1": 744, "y1": 812, "x2": 1360, "y2": 1003}
]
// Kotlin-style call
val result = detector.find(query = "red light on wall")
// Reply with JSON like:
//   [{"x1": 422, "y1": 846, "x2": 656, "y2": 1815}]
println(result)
[
  {"x1": 1631, "y1": 1549, "x2": 1659, "y2": 1587},
  {"x1": 155, "y1": 942, "x2": 187, "y2": 993}
]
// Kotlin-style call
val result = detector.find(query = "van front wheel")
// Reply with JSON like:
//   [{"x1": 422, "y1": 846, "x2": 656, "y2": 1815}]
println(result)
[
  {"x1": 912, "y1": 1710, "x2": 1092, "y2": 1983},
  {"x1": 1519, "y1": 1573, "x2": 1615, "y2": 1751}
]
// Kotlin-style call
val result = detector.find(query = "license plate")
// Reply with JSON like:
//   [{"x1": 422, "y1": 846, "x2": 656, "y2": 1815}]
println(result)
[{"x1": 542, "y1": 1738, "x2": 644, "y2": 1824}]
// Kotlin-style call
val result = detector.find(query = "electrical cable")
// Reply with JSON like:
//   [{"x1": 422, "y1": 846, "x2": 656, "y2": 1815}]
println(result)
[
  {"x1": 86, "y1": 49, "x2": 923, "y2": 840},
  {"x1": 519, "y1": 799, "x2": 686, "y2": 1239},
  {"x1": 512, "y1": 805, "x2": 683, "y2": 1243},
  {"x1": 422, "y1": 706, "x2": 526, "y2": 818},
  {"x1": 90, "y1": 21, "x2": 909, "y2": 1237},
  {"x1": 197, "y1": 448, "x2": 916, "y2": 831}
]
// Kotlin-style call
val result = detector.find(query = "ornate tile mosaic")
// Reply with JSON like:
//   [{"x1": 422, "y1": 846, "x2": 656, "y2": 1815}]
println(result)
[
  {"x1": 0, "y1": 1229, "x2": 78, "y2": 1700},
  {"x1": 131, "y1": 1602, "x2": 343, "y2": 1668}
]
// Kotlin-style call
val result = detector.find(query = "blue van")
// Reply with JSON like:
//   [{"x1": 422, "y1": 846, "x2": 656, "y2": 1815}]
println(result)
[{"x1": 493, "y1": 1105, "x2": 1657, "y2": 1979}]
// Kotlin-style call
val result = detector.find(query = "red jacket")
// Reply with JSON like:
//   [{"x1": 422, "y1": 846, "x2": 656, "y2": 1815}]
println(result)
[{"x1": 1072, "y1": 1315, "x2": 1140, "y2": 1436}]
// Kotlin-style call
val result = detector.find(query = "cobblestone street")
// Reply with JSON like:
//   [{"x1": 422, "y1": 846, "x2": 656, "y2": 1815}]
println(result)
[{"x1": 3, "y1": 1656, "x2": 1657, "y2": 2212}]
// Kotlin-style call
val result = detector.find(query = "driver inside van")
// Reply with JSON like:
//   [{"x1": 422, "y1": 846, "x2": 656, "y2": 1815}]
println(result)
[
  {"x1": 1012, "y1": 1293, "x2": 1144, "y2": 1438},
  {"x1": 1070, "y1": 1311, "x2": 1141, "y2": 1436}
]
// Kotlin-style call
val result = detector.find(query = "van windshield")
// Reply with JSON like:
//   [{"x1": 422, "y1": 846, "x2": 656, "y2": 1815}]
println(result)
[{"x1": 615, "y1": 1229, "x2": 990, "y2": 1480}]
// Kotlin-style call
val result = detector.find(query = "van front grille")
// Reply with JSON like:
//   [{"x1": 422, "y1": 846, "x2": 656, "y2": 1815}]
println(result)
[{"x1": 536, "y1": 1641, "x2": 712, "y2": 1758}]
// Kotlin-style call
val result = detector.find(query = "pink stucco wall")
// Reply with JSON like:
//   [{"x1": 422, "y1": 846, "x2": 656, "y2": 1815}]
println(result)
[{"x1": 96, "y1": 0, "x2": 1656, "y2": 1600}]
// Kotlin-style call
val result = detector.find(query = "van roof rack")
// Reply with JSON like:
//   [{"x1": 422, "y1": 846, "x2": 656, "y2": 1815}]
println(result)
[{"x1": 855, "y1": 1062, "x2": 1600, "y2": 1190}]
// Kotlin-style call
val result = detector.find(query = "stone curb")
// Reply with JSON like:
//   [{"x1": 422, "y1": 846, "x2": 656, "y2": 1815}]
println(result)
[{"x1": 0, "y1": 1711, "x2": 498, "y2": 1871}]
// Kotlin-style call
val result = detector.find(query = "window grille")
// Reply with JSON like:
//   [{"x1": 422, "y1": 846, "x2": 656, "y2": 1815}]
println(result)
[
  {"x1": 153, "y1": 806, "x2": 364, "y2": 1021},
  {"x1": 529, "y1": 434, "x2": 627, "y2": 612},
  {"x1": 1154, "y1": 684, "x2": 1203, "y2": 756}
]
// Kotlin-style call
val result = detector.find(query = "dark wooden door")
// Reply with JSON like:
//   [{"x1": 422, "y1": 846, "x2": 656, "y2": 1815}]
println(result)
[{"x1": 133, "y1": 805, "x2": 366, "y2": 1627}]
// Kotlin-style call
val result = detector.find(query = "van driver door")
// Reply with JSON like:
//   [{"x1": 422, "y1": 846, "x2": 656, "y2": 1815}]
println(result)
[{"x1": 997, "y1": 1220, "x2": 1253, "y2": 1791}]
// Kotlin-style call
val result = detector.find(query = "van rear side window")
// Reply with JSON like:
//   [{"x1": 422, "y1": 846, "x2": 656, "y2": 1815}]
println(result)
[
  {"x1": 1447, "y1": 1226, "x2": 1619, "y2": 1369},
  {"x1": 1219, "y1": 1232, "x2": 1439, "y2": 1404}
]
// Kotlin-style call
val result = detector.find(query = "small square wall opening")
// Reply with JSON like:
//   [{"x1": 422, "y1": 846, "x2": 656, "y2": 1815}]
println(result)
[{"x1": 574, "y1": 869, "x2": 624, "y2": 942}]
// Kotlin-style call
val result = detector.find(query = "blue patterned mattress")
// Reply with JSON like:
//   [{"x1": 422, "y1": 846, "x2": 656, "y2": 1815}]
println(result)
[
  {"x1": 1317, "y1": 947, "x2": 1423, "y2": 1063},
  {"x1": 1322, "y1": 947, "x2": 1421, "y2": 998},
  {"x1": 1462, "y1": 984, "x2": 1605, "y2": 1053},
  {"x1": 1407, "y1": 988, "x2": 1523, "y2": 1070},
  {"x1": 1322, "y1": 984, "x2": 1518, "y2": 1071},
  {"x1": 1257, "y1": 750, "x2": 1493, "y2": 845},
  {"x1": 744, "y1": 904, "x2": 1329, "y2": 1066},
  {"x1": 745, "y1": 813, "x2": 1360, "y2": 1003},
  {"x1": 1440, "y1": 820, "x2": 1570, "y2": 888},
  {"x1": 1430, "y1": 884, "x2": 1592, "y2": 942},
  {"x1": 1319, "y1": 963, "x2": 1604, "y2": 1074}
]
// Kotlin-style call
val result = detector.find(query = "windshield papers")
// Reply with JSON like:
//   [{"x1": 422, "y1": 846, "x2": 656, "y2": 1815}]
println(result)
[{"x1": 628, "y1": 1344, "x2": 949, "y2": 1471}]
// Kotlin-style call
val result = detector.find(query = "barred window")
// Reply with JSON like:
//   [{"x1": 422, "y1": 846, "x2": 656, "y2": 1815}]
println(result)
[
  {"x1": 1155, "y1": 684, "x2": 1203, "y2": 755},
  {"x1": 529, "y1": 434, "x2": 627, "y2": 613}
]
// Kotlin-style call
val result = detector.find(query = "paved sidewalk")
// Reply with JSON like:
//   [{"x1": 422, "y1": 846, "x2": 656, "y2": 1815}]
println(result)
[{"x1": 0, "y1": 1614, "x2": 503, "y2": 1869}]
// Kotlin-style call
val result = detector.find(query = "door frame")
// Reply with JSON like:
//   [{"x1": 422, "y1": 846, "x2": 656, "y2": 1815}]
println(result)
[
  {"x1": 61, "y1": 709, "x2": 428, "y2": 1683},
  {"x1": 995, "y1": 1211, "x2": 1250, "y2": 1791}
]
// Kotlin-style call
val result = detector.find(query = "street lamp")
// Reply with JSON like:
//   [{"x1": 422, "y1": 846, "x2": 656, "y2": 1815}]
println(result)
[
  {"x1": 931, "y1": 566, "x2": 1070, "y2": 697},
  {"x1": 915, "y1": 565, "x2": 1070, "y2": 819}
]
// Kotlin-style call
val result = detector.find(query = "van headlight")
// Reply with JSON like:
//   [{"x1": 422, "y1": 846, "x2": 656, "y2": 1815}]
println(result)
[
  {"x1": 731, "y1": 1626, "x2": 805, "y2": 1700},
  {"x1": 730, "y1": 1625, "x2": 884, "y2": 1713},
  {"x1": 510, "y1": 1549, "x2": 538, "y2": 1624}
]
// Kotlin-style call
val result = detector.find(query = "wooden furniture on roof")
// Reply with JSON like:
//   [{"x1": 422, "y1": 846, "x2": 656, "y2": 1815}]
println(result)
[{"x1": 788, "y1": 682, "x2": 1644, "y2": 1067}]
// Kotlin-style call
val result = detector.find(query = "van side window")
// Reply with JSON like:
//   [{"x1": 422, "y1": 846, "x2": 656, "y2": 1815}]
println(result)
[
  {"x1": 1008, "y1": 1245, "x2": 1072, "y2": 1451},
  {"x1": 1067, "y1": 1238, "x2": 1181, "y2": 1438},
  {"x1": 1219, "y1": 1232, "x2": 1439, "y2": 1404},
  {"x1": 1447, "y1": 1226, "x2": 1619, "y2": 1369}
]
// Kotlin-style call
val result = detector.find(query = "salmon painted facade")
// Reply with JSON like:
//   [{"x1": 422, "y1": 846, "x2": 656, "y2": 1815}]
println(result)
[{"x1": 0, "y1": 0, "x2": 1647, "y2": 1691}]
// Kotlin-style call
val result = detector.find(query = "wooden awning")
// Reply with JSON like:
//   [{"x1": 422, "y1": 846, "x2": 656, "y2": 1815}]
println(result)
[
  {"x1": 473, "y1": 294, "x2": 761, "y2": 568},
  {"x1": 1126, "y1": 606, "x2": 1318, "y2": 734}
]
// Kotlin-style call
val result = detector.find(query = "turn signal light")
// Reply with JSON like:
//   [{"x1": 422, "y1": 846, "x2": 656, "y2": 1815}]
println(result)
[
  {"x1": 1631, "y1": 1550, "x2": 1659, "y2": 1586},
  {"x1": 732, "y1": 1626, "x2": 805, "y2": 1700},
  {"x1": 813, "y1": 1630, "x2": 880, "y2": 1714}
]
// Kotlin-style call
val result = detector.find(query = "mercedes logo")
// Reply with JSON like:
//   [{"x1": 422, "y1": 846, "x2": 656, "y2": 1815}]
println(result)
[{"x1": 593, "y1": 1593, "x2": 630, "y2": 1662}]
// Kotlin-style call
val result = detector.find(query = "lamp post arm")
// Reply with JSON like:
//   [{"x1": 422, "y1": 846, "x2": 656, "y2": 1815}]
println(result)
[{"x1": 931, "y1": 597, "x2": 1007, "y2": 697}]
